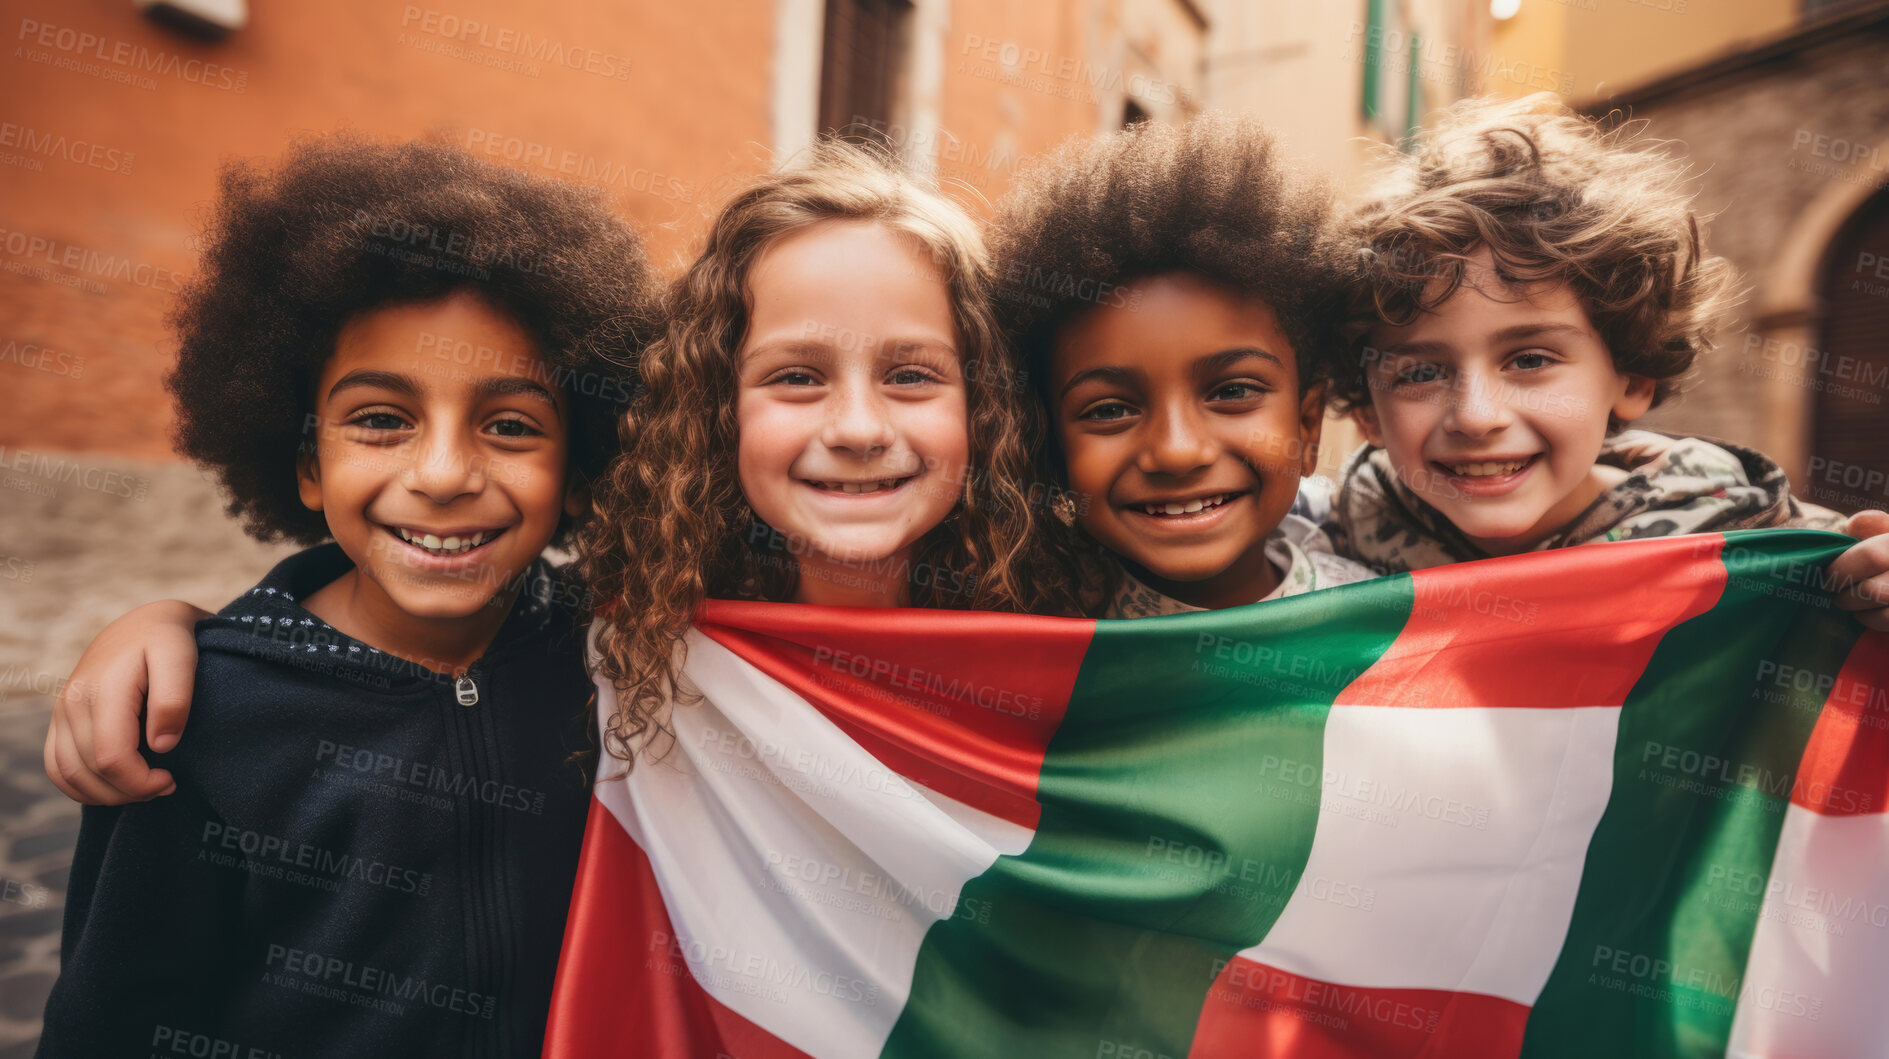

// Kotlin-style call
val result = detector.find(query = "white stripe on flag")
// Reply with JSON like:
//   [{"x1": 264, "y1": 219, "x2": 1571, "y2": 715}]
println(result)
[
  {"x1": 1242, "y1": 704, "x2": 1620, "y2": 1005},
  {"x1": 593, "y1": 630, "x2": 1034, "y2": 1059},
  {"x1": 1727, "y1": 806, "x2": 1889, "y2": 1056}
]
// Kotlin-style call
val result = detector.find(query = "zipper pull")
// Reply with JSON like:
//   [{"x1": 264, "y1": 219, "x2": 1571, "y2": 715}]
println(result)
[{"x1": 454, "y1": 673, "x2": 479, "y2": 707}]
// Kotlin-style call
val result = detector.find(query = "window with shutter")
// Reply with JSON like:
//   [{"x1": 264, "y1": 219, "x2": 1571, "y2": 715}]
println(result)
[{"x1": 817, "y1": 0, "x2": 913, "y2": 144}]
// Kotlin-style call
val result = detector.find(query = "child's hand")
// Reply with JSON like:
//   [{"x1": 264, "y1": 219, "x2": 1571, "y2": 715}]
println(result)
[
  {"x1": 42, "y1": 600, "x2": 210, "y2": 804},
  {"x1": 1832, "y1": 510, "x2": 1889, "y2": 633}
]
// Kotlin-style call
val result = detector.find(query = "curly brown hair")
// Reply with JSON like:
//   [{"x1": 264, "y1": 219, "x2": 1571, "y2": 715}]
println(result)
[
  {"x1": 991, "y1": 114, "x2": 1348, "y2": 399},
  {"x1": 166, "y1": 133, "x2": 654, "y2": 546},
  {"x1": 580, "y1": 139, "x2": 1086, "y2": 765},
  {"x1": 1331, "y1": 92, "x2": 1739, "y2": 415}
]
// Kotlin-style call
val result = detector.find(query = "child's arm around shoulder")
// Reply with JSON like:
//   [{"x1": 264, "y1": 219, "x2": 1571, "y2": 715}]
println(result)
[
  {"x1": 44, "y1": 599, "x2": 211, "y2": 805},
  {"x1": 1832, "y1": 510, "x2": 1889, "y2": 632}
]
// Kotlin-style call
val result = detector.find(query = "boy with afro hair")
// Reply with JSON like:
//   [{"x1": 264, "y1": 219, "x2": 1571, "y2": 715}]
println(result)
[
  {"x1": 1320, "y1": 95, "x2": 1875, "y2": 565},
  {"x1": 37, "y1": 135, "x2": 652, "y2": 1058},
  {"x1": 993, "y1": 114, "x2": 1373, "y2": 616}
]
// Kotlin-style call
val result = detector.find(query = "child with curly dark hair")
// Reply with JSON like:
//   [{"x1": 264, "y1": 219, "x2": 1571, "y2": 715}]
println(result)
[
  {"x1": 36, "y1": 134, "x2": 653, "y2": 1059},
  {"x1": 1321, "y1": 93, "x2": 1889, "y2": 614},
  {"x1": 991, "y1": 115, "x2": 1374, "y2": 617}
]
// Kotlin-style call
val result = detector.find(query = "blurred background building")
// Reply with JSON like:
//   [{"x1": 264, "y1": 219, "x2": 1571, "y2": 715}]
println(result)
[{"x1": 1, "y1": 0, "x2": 1885, "y2": 1051}]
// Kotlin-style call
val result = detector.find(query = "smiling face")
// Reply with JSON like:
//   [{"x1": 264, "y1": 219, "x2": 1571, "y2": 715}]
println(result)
[
  {"x1": 1355, "y1": 248, "x2": 1655, "y2": 555},
  {"x1": 1050, "y1": 273, "x2": 1323, "y2": 610},
  {"x1": 297, "y1": 289, "x2": 579, "y2": 664},
  {"x1": 734, "y1": 220, "x2": 970, "y2": 607}
]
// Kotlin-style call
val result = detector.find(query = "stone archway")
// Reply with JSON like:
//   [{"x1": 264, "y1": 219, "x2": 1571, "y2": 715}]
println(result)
[
  {"x1": 1809, "y1": 187, "x2": 1889, "y2": 513},
  {"x1": 1749, "y1": 139, "x2": 1889, "y2": 488}
]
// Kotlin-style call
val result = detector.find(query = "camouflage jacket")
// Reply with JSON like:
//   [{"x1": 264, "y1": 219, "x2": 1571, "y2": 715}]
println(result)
[{"x1": 1317, "y1": 431, "x2": 1848, "y2": 576}]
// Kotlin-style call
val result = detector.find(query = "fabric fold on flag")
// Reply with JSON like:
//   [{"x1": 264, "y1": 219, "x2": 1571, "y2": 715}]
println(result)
[{"x1": 544, "y1": 529, "x2": 1884, "y2": 1059}]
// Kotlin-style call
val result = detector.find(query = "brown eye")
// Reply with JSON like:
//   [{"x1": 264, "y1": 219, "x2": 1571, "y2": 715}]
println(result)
[
  {"x1": 351, "y1": 412, "x2": 408, "y2": 431},
  {"x1": 1078, "y1": 401, "x2": 1134, "y2": 422},
  {"x1": 488, "y1": 418, "x2": 540, "y2": 438},
  {"x1": 887, "y1": 367, "x2": 935, "y2": 386},
  {"x1": 1209, "y1": 382, "x2": 1265, "y2": 402}
]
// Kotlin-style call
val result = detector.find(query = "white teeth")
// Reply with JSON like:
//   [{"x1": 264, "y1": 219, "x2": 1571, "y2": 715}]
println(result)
[
  {"x1": 1446, "y1": 459, "x2": 1529, "y2": 477},
  {"x1": 815, "y1": 477, "x2": 905, "y2": 493},
  {"x1": 394, "y1": 527, "x2": 497, "y2": 556},
  {"x1": 1142, "y1": 494, "x2": 1231, "y2": 517}
]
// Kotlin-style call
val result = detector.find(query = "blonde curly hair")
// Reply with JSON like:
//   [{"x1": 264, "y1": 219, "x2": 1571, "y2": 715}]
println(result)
[{"x1": 578, "y1": 139, "x2": 1085, "y2": 765}]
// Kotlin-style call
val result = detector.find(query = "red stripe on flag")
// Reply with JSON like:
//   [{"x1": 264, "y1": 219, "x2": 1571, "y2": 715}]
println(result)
[
  {"x1": 1338, "y1": 535, "x2": 1727, "y2": 710},
  {"x1": 544, "y1": 797, "x2": 814, "y2": 1059},
  {"x1": 1791, "y1": 630, "x2": 1889, "y2": 816},
  {"x1": 1187, "y1": 956, "x2": 1529, "y2": 1059},
  {"x1": 697, "y1": 600, "x2": 1094, "y2": 831}
]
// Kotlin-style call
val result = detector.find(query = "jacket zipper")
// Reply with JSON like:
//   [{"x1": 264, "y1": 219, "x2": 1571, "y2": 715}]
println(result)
[{"x1": 455, "y1": 671, "x2": 479, "y2": 706}]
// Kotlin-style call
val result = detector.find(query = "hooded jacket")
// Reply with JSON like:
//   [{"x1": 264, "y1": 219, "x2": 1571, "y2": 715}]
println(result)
[
  {"x1": 1322, "y1": 430, "x2": 1848, "y2": 575},
  {"x1": 38, "y1": 544, "x2": 594, "y2": 1059}
]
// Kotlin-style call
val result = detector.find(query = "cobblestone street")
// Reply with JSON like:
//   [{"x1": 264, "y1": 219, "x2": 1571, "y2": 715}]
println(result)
[{"x1": 0, "y1": 454, "x2": 292, "y2": 1056}]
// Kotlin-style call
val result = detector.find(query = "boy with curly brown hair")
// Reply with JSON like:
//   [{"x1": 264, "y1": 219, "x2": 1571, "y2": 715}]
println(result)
[
  {"x1": 1319, "y1": 93, "x2": 1888, "y2": 628},
  {"x1": 36, "y1": 135, "x2": 651, "y2": 1058}
]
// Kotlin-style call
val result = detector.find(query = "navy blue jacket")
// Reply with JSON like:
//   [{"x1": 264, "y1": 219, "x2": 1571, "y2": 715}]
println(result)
[{"x1": 38, "y1": 544, "x2": 594, "y2": 1059}]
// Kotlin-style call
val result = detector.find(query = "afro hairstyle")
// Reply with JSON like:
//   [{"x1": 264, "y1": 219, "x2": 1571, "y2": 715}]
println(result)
[
  {"x1": 990, "y1": 113, "x2": 1348, "y2": 405},
  {"x1": 165, "y1": 133, "x2": 655, "y2": 546}
]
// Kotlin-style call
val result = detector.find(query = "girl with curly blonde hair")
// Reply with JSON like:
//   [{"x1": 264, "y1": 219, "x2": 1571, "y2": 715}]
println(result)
[{"x1": 580, "y1": 139, "x2": 1085, "y2": 763}]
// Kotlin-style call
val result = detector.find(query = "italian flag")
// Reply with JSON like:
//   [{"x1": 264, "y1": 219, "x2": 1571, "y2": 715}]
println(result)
[{"x1": 545, "y1": 530, "x2": 1887, "y2": 1058}]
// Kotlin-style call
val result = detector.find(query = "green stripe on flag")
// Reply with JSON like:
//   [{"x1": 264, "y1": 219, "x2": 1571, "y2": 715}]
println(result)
[
  {"x1": 882, "y1": 576, "x2": 1416, "y2": 1059},
  {"x1": 1521, "y1": 531, "x2": 1863, "y2": 1058}
]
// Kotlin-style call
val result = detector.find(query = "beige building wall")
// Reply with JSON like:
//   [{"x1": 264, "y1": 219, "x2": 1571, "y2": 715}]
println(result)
[{"x1": 1490, "y1": 0, "x2": 1796, "y2": 102}]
